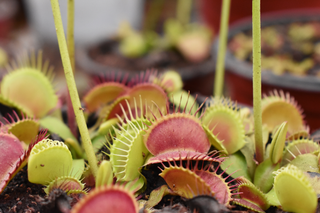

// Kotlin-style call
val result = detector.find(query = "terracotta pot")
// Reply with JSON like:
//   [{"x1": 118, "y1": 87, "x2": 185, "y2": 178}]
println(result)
[
  {"x1": 200, "y1": 0, "x2": 320, "y2": 33},
  {"x1": 215, "y1": 10, "x2": 320, "y2": 132},
  {"x1": 76, "y1": 39, "x2": 215, "y2": 96}
]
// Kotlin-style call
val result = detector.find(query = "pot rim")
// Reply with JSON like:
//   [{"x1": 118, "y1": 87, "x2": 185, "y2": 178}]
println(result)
[
  {"x1": 76, "y1": 38, "x2": 215, "y2": 81},
  {"x1": 214, "y1": 9, "x2": 320, "y2": 92}
]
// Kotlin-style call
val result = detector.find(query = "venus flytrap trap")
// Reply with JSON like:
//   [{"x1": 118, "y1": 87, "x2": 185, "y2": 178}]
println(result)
[
  {"x1": 70, "y1": 184, "x2": 139, "y2": 213},
  {"x1": 28, "y1": 139, "x2": 73, "y2": 185},
  {"x1": 106, "y1": 98, "x2": 150, "y2": 192},
  {"x1": 201, "y1": 97, "x2": 246, "y2": 155},
  {"x1": 0, "y1": 51, "x2": 58, "y2": 118},
  {"x1": 233, "y1": 177, "x2": 270, "y2": 213},
  {"x1": 159, "y1": 158, "x2": 239, "y2": 206},
  {"x1": 2, "y1": 111, "x2": 40, "y2": 147},
  {"x1": 273, "y1": 165, "x2": 318, "y2": 213},
  {"x1": 0, "y1": 128, "x2": 48, "y2": 194},
  {"x1": 27, "y1": 138, "x2": 87, "y2": 196}
]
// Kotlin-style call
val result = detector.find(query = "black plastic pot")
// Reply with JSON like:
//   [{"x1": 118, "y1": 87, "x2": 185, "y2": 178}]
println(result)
[
  {"x1": 214, "y1": 10, "x2": 320, "y2": 132},
  {"x1": 76, "y1": 39, "x2": 215, "y2": 96}
]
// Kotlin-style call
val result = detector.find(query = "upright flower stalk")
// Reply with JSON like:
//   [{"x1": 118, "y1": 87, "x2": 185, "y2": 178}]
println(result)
[
  {"x1": 214, "y1": 0, "x2": 231, "y2": 97},
  {"x1": 177, "y1": 0, "x2": 192, "y2": 26},
  {"x1": 50, "y1": 0, "x2": 98, "y2": 178},
  {"x1": 66, "y1": 0, "x2": 77, "y2": 137},
  {"x1": 67, "y1": 0, "x2": 75, "y2": 72},
  {"x1": 252, "y1": 0, "x2": 264, "y2": 163}
]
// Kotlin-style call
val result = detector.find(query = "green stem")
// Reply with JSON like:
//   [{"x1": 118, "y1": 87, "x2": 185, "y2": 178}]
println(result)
[
  {"x1": 66, "y1": 0, "x2": 77, "y2": 138},
  {"x1": 143, "y1": 0, "x2": 164, "y2": 32},
  {"x1": 177, "y1": 0, "x2": 192, "y2": 26},
  {"x1": 67, "y1": 0, "x2": 75, "y2": 71},
  {"x1": 252, "y1": 0, "x2": 264, "y2": 163},
  {"x1": 214, "y1": 0, "x2": 230, "y2": 97},
  {"x1": 50, "y1": 0, "x2": 98, "y2": 178}
]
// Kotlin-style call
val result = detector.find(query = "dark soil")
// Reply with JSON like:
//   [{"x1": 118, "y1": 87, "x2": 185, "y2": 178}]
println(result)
[
  {"x1": 0, "y1": 167, "x2": 44, "y2": 213},
  {"x1": 2, "y1": 164, "x2": 320, "y2": 213},
  {"x1": 0, "y1": 166, "x2": 83, "y2": 213}
]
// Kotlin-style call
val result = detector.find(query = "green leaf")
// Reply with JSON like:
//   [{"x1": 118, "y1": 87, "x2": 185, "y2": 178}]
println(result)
[
  {"x1": 221, "y1": 151, "x2": 251, "y2": 181},
  {"x1": 253, "y1": 158, "x2": 280, "y2": 193},
  {"x1": 70, "y1": 159, "x2": 85, "y2": 179},
  {"x1": 240, "y1": 140, "x2": 257, "y2": 180},
  {"x1": 40, "y1": 116, "x2": 77, "y2": 142},
  {"x1": 265, "y1": 187, "x2": 281, "y2": 207}
]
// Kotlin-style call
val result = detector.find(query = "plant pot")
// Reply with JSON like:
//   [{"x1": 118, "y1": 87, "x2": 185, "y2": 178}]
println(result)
[
  {"x1": 200, "y1": 0, "x2": 320, "y2": 34},
  {"x1": 216, "y1": 10, "x2": 320, "y2": 132},
  {"x1": 76, "y1": 38, "x2": 215, "y2": 96}
]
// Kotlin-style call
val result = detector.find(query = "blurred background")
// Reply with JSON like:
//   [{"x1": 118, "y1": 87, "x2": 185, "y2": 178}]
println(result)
[{"x1": 1, "y1": 0, "x2": 320, "y2": 130}]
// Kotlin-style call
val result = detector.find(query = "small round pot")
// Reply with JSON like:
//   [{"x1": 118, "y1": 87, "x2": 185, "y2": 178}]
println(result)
[
  {"x1": 76, "y1": 39, "x2": 215, "y2": 96},
  {"x1": 216, "y1": 10, "x2": 320, "y2": 132},
  {"x1": 200, "y1": 0, "x2": 320, "y2": 34}
]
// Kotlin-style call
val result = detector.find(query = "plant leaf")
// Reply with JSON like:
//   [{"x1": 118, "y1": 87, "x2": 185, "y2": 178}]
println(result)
[
  {"x1": 40, "y1": 116, "x2": 77, "y2": 142},
  {"x1": 253, "y1": 158, "x2": 280, "y2": 193},
  {"x1": 221, "y1": 151, "x2": 252, "y2": 181}
]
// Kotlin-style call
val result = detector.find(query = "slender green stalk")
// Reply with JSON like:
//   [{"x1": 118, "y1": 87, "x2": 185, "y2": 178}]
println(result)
[
  {"x1": 177, "y1": 0, "x2": 192, "y2": 25},
  {"x1": 66, "y1": 0, "x2": 77, "y2": 138},
  {"x1": 50, "y1": 0, "x2": 98, "y2": 178},
  {"x1": 67, "y1": 0, "x2": 75, "y2": 71},
  {"x1": 214, "y1": 0, "x2": 230, "y2": 97},
  {"x1": 143, "y1": 0, "x2": 164, "y2": 32},
  {"x1": 252, "y1": 0, "x2": 264, "y2": 163}
]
